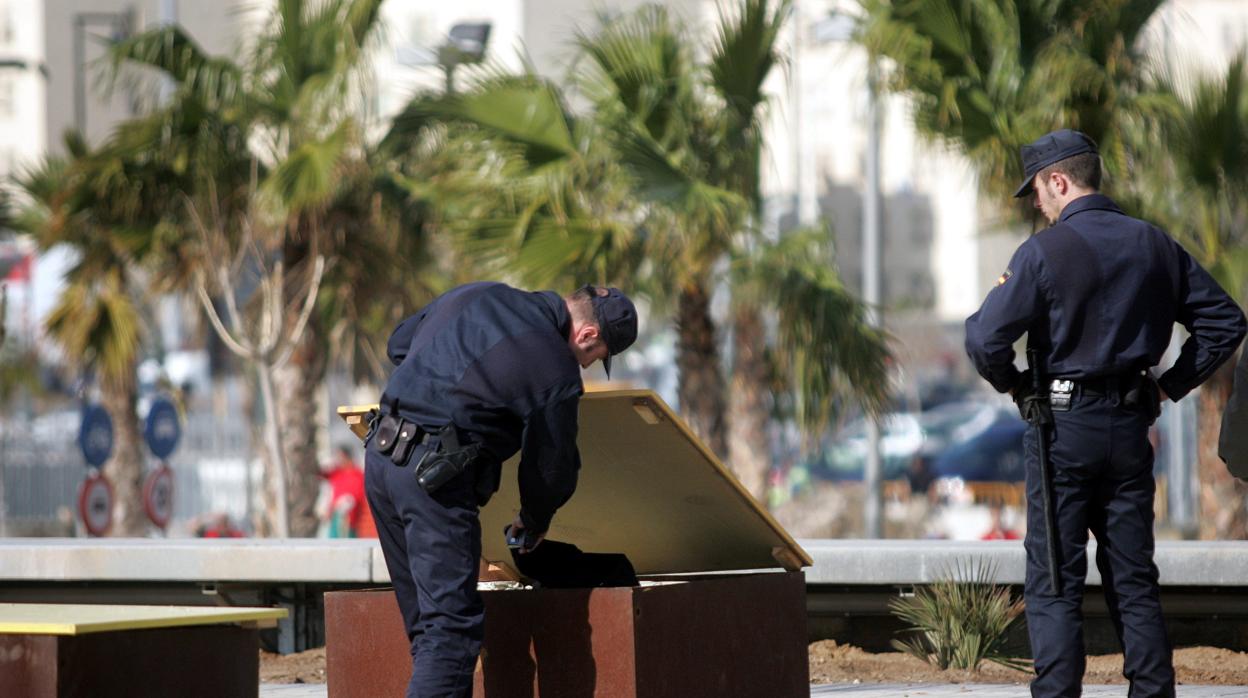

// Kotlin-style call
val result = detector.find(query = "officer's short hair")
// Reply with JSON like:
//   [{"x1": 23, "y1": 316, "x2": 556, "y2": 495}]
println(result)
[
  {"x1": 1037, "y1": 152, "x2": 1102, "y2": 191},
  {"x1": 567, "y1": 287, "x2": 596, "y2": 327}
]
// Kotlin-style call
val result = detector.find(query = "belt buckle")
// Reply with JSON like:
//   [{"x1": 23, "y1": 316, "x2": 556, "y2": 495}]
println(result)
[{"x1": 1049, "y1": 379, "x2": 1074, "y2": 412}]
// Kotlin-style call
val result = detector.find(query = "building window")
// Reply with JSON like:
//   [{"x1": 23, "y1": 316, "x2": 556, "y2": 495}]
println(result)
[
  {"x1": 0, "y1": 79, "x2": 13, "y2": 118},
  {"x1": 0, "y1": 4, "x2": 13, "y2": 46}
]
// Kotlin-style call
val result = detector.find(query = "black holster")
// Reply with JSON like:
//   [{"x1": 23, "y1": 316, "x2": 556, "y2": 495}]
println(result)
[
  {"x1": 414, "y1": 424, "x2": 499, "y2": 506},
  {"x1": 1123, "y1": 374, "x2": 1162, "y2": 423}
]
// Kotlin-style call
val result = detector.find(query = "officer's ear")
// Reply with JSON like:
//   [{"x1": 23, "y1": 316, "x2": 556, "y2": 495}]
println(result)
[
  {"x1": 574, "y1": 323, "x2": 601, "y2": 347},
  {"x1": 1049, "y1": 171, "x2": 1070, "y2": 196}
]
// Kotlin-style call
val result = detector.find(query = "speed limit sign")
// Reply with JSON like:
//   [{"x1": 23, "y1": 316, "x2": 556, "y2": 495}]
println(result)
[
  {"x1": 78, "y1": 472, "x2": 114, "y2": 536},
  {"x1": 143, "y1": 464, "x2": 174, "y2": 529}
]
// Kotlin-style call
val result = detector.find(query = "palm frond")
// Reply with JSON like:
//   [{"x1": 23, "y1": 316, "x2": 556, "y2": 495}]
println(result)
[
  {"x1": 614, "y1": 126, "x2": 745, "y2": 232},
  {"x1": 859, "y1": 0, "x2": 1165, "y2": 205},
  {"x1": 735, "y1": 229, "x2": 892, "y2": 429},
  {"x1": 108, "y1": 25, "x2": 246, "y2": 114},
  {"x1": 575, "y1": 5, "x2": 693, "y2": 147},
  {"x1": 709, "y1": 0, "x2": 791, "y2": 129},
  {"x1": 1128, "y1": 50, "x2": 1248, "y2": 301},
  {"x1": 265, "y1": 120, "x2": 352, "y2": 210},
  {"x1": 44, "y1": 273, "x2": 144, "y2": 390}
]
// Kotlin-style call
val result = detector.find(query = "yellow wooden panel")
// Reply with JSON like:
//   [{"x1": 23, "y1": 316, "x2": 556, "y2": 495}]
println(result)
[
  {"x1": 337, "y1": 404, "x2": 376, "y2": 439},
  {"x1": 0, "y1": 603, "x2": 288, "y2": 636},
  {"x1": 338, "y1": 389, "x2": 810, "y2": 576}
]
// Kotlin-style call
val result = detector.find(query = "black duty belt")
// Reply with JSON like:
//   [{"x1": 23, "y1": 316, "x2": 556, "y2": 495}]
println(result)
[{"x1": 1055, "y1": 372, "x2": 1145, "y2": 397}]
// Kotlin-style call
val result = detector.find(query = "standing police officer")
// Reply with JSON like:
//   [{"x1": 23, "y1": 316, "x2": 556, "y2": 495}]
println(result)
[
  {"x1": 365, "y1": 281, "x2": 638, "y2": 697},
  {"x1": 966, "y1": 129, "x2": 1245, "y2": 698}
]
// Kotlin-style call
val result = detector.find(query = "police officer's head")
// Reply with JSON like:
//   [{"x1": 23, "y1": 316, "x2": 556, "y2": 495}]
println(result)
[
  {"x1": 1015, "y1": 129, "x2": 1101, "y2": 224},
  {"x1": 566, "y1": 285, "x2": 638, "y2": 378}
]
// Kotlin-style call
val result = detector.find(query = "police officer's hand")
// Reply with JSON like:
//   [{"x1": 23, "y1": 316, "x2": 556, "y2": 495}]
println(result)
[
  {"x1": 508, "y1": 516, "x2": 545, "y2": 554},
  {"x1": 1011, "y1": 370, "x2": 1035, "y2": 414}
]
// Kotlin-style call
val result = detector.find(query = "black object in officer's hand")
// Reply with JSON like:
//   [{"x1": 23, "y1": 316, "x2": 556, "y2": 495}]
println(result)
[
  {"x1": 508, "y1": 539, "x2": 639, "y2": 588},
  {"x1": 504, "y1": 524, "x2": 540, "y2": 552}
]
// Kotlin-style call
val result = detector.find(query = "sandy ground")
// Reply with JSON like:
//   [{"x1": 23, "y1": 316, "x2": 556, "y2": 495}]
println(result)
[
  {"x1": 259, "y1": 643, "x2": 1248, "y2": 686},
  {"x1": 808, "y1": 641, "x2": 1248, "y2": 686},
  {"x1": 261, "y1": 648, "x2": 326, "y2": 684}
]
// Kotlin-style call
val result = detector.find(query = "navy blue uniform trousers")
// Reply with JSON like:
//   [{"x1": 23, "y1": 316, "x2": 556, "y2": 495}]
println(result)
[
  {"x1": 365, "y1": 443, "x2": 483, "y2": 698},
  {"x1": 1023, "y1": 391, "x2": 1174, "y2": 698}
]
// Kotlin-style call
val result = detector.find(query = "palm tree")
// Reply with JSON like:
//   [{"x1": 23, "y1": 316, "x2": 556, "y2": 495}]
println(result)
[
  {"x1": 1127, "y1": 54, "x2": 1248, "y2": 538},
  {"x1": 13, "y1": 136, "x2": 173, "y2": 536},
  {"x1": 107, "y1": 0, "x2": 391, "y2": 535},
  {"x1": 388, "y1": 1, "x2": 891, "y2": 500},
  {"x1": 578, "y1": 1, "x2": 890, "y2": 497},
  {"x1": 858, "y1": 0, "x2": 1164, "y2": 205}
]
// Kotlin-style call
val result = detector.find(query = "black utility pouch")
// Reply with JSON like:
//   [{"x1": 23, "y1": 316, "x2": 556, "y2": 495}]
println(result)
[
  {"x1": 389, "y1": 421, "x2": 422, "y2": 467},
  {"x1": 372, "y1": 414, "x2": 402, "y2": 455}
]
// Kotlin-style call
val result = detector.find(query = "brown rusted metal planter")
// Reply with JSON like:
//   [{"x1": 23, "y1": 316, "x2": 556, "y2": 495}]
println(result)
[
  {"x1": 0, "y1": 625, "x2": 260, "y2": 698},
  {"x1": 326, "y1": 571, "x2": 808, "y2": 698}
]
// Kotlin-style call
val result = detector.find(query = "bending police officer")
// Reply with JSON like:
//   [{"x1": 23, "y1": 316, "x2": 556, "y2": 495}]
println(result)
[
  {"x1": 365, "y1": 282, "x2": 638, "y2": 698},
  {"x1": 965, "y1": 129, "x2": 1245, "y2": 698}
]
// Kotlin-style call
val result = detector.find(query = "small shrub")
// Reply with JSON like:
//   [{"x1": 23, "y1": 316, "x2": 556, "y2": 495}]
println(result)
[{"x1": 888, "y1": 557, "x2": 1029, "y2": 672}]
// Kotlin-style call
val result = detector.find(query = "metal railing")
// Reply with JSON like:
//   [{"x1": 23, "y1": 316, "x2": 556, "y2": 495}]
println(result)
[{"x1": 0, "y1": 409, "x2": 258, "y2": 537}]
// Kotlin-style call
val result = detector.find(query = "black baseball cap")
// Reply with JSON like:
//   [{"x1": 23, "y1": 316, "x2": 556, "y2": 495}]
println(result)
[
  {"x1": 1014, "y1": 129, "x2": 1099, "y2": 198},
  {"x1": 581, "y1": 285, "x2": 638, "y2": 378}
]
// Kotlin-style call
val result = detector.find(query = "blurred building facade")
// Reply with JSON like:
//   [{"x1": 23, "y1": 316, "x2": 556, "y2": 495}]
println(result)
[
  {"x1": 16, "y1": 0, "x2": 1248, "y2": 340},
  {"x1": 42, "y1": 0, "x2": 263, "y2": 153},
  {"x1": 0, "y1": 0, "x2": 46, "y2": 343}
]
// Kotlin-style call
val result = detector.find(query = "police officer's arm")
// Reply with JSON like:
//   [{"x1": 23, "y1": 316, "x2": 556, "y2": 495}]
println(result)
[
  {"x1": 516, "y1": 389, "x2": 583, "y2": 534},
  {"x1": 965, "y1": 244, "x2": 1046, "y2": 393},
  {"x1": 1157, "y1": 247, "x2": 1247, "y2": 401}
]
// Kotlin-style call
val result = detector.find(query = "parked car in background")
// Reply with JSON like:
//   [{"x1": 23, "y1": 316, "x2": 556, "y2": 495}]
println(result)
[
  {"x1": 815, "y1": 412, "x2": 925, "y2": 481},
  {"x1": 930, "y1": 408, "x2": 1027, "y2": 482},
  {"x1": 811, "y1": 402, "x2": 1012, "y2": 483}
]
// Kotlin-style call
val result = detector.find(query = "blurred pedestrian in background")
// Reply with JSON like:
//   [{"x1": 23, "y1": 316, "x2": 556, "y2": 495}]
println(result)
[{"x1": 320, "y1": 443, "x2": 375, "y2": 538}]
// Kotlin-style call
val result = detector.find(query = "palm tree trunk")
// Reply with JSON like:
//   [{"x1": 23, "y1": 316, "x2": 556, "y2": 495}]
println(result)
[
  {"x1": 101, "y1": 378, "x2": 147, "y2": 536},
  {"x1": 1198, "y1": 360, "x2": 1248, "y2": 539},
  {"x1": 275, "y1": 316, "x2": 327, "y2": 537},
  {"x1": 728, "y1": 304, "x2": 771, "y2": 502},
  {"x1": 676, "y1": 284, "x2": 728, "y2": 459}
]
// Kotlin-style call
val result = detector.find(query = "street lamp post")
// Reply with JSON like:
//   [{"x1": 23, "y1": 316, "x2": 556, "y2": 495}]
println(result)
[
  {"x1": 397, "y1": 21, "x2": 492, "y2": 95},
  {"x1": 861, "y1": 56, "x2": 884, "y2": 539},
  {"x1": 809, "y1": 9, "x2": 885, "y2": 537}
]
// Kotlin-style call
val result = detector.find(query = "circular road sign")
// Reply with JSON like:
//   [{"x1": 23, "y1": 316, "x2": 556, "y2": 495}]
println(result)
[
  {"x1": 78, "y1": 472, "x2": 114, "y2": 536},
  {"x1": 144, "y1": 397, "x2": 182, "y2": 460},
  {"x1": 143, "y1": 464, "x2": 175, "y2": 529},
  {"x1": 78, "y1": 404, "x2": 114, "y2": 468}
]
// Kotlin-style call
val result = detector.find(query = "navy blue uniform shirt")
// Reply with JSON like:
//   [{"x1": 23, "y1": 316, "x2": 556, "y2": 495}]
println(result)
[
  {"x1": 381, "y1": 282, "x2": 584, "y2": 532},
  {"x1": 966, "y1": 194, "x2": 1246, "y2": 400}
]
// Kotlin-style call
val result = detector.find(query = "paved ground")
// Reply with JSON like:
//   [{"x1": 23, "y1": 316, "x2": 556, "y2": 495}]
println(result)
[
  {"x1": 809, "y1": 685, "x2": 1248, "y2": 696},
  {"x1": 261, "y1": 683, "x2": 1248, "y2": 696}
]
